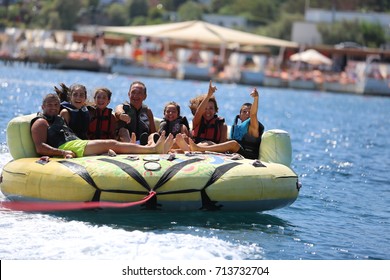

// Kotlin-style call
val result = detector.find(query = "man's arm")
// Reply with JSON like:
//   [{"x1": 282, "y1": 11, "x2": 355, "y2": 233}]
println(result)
[
  {"x1": 31, "y1": 118, "x2": 66, "y2": 157},
  {"x1": 114, "y1": 104, "x2": 131, "y2": 124}
]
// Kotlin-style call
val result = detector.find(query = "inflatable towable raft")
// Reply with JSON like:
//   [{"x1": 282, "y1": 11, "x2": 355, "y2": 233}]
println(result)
[{"x1": 0, "y1": 114, "x2": 300, "y2": 212}]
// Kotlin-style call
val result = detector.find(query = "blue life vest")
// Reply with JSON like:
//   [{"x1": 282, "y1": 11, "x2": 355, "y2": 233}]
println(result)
[
  {"x1": 230, "y1": 117, "x2": 250, "y2": 141},
  {"x1": 231, "y1": 115, "x2": 264, "y2": 159}
]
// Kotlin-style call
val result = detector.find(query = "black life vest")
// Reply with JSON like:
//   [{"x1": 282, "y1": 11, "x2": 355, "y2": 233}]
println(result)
[
  {"x1": 31, "y1": 113, "x2": 79, "y2": 148},
  {"x1": 121, "y1": 102, "x2": 150, "y2": 140},
  {"x1": 159, "y1": 116, "x2": 189, "y2": 137},
  {"x1": 60, "y1": 101, "x2": 90, "y2": 140}
]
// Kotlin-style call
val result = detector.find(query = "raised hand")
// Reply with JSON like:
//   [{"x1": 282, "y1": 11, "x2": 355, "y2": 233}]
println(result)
[
  {"x1": 250, "y1": 88, "x2": 259, "y2": 98},
  {"x1": 207, "y1": 80, "x2": 217, "y2": 97}
]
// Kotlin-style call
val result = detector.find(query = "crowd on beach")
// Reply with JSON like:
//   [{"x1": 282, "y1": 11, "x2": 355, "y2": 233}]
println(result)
[
  {"x1": 2, "y1": 27, "x2": 389, "y2": 97},
  {"x1": 31, "y1": 80, "x2": 265, "y2": 161}
]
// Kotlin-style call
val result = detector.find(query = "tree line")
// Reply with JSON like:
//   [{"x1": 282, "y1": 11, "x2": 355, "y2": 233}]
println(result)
[{"x1": 0, "y1": 0, "x2": 388, "y2": 48}]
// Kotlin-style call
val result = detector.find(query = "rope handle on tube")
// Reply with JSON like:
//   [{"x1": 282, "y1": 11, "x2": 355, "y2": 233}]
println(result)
[{"x1": 0, "y1": 191, "x2": 157, "y2": 212}]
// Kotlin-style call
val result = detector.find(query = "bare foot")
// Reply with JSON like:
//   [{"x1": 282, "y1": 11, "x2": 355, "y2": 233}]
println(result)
[
  {"x1": 164, "y1": 133, "x2": 174, "y2": 153},
  {"x1": 175, "y1": 133, "x2": 190, "y2": 151},
  {"x1": 188, "y1": 138, "x2": 203, "y2": 152},
  {"x1": 154, "y1": 131, "x2": 166, "y2": 154},
  {"x1": 130, "y1": 132, "x2": 136, "y2": 144}
]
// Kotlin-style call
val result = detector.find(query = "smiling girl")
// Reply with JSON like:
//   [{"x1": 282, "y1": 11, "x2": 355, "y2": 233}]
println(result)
[
  {"x1": 59, "y1": 83, "x2": 90, "y2": 139},
  {"x1": 87, "y1": 87, "x2": 117, "y2": 140},
  {"x1": 190, "y1": 80, "x2": 227, "y2": 145}
]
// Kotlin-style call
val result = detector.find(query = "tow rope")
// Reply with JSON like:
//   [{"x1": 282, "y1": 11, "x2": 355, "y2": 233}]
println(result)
[{"x1": 0, "y1": 191, "x2": 156, "y2": 212}]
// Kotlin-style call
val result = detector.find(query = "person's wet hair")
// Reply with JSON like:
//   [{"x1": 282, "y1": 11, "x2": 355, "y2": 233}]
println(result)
[
  {"x1": 54, "y1": 83, "x2": 70, "y2": 102},
  {"x1": 189, "y1": 94, "x2": 218, "y2": 116}
]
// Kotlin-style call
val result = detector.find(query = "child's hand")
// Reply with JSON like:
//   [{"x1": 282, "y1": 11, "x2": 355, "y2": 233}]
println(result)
[
  {"x1": 250, "y1": 88, "x2": 259, "y2": 98},
  {"x1": 208, "y1": 80, "x2": 217, "y2": 97}
]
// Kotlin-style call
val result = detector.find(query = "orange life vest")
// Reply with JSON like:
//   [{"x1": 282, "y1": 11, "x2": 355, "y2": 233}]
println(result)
[{"x1": 88, "y1": 107, "x2": 115, "y2": 139}]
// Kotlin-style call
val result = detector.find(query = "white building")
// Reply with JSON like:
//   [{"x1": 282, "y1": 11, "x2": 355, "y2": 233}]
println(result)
[
  {"x1": 292, "y1": 8, "x2": 390, "y2": 45},
  {"x1": 202, "y1": 14, "x2": 247, "y2": 29}
]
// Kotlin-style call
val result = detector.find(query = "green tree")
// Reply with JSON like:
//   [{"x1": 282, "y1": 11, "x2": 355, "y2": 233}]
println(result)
[
  {"x1": 210, "y1": 0, "x2": 234, "y2": 13},
  {"x1": 318, "y1": 20, "x2": 386, "y2": 48},
  {"x1": 47, "y1": 0, "x2": 84, "y2": 30},
  {"x1": 132, "y1": 16, "x2": 147, "y2": 25},
  {"x1": 30, "y1": 1, "x2": 54, "y2": 29},
  {"x1": 148, "y1": 6, "x2": 165, "y2": 24},
  {"x1": 177, "y1": 1, "x2": 203, "y2": 21},
  {"x1": 81, "y1": 0, "x2": 100, "y2": 25},
  {"x1": 127, "y1": 0, "x2": 148, "y2": 21},
  {"x1": 160, "y1": 0, "x2": 188, "y2": 11},
  {"x1": 0, "y1": 0, "x2": 388, "y2": 47},
  {"x1": 5, "y1": 4, "x2": 21, "y2": 24},
  {"x1": 256, "y1": 12, "x2": 303, "y2": 41},
  {"x1": 307, "y1": 0, "x2": 390, "y2": 11},
  {"x1": 216, "y1": 0, "x2": 282, "y2": 25},
  {"x1": 106, "y1": 3, "x2": 128, "y2": 26},
  {"x1": 281, "y1": 0, "x2": 306, "y2": 14},
  {"x1": 47, "y1": 11, "x2": 61, "y2": 30},
  {"x1": 360, "y1": 21, "x2": 386, "y2": 48}
]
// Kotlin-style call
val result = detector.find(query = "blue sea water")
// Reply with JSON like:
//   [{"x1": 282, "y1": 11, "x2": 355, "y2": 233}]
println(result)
[{"x1": 0, "y1": 63, "x2": 389, "y2": 261}]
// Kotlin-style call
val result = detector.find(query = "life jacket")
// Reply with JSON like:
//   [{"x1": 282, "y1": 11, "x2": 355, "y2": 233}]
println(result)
[
  {"x1": 121, "y1": 102, "x2": 150, "y2": 140},
  {"x1": 192, "y1": 115, "x2": 225, "y2": 144},
  {"x1": 31, "y1": 113, "x2": 79, "y2": 148},
  {"x1": 231, "y1": 115, "x2": 265, "y2": 159},
  {"x1": 60, "y1": 101, "x2": 90, "y2": 140},
  {"x1": 230, "y1": 115, "x2": 250, "y2": 141},
  {"x1": 88, "y1": 106, "x2": 115, "y2": 139},
  {"x1": 159, "y1": 116, "x2": 189, "y2": 137}
]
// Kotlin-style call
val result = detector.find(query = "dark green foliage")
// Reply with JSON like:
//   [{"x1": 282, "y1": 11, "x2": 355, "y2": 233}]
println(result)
[
  {"x1": 318, "y1": 20, "x2": 386, "y2": 48},
  {"x1": 0, "y1": 0, "x2": 387, "y2": 47}
]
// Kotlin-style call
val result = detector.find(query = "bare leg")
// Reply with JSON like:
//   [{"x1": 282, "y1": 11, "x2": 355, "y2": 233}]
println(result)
[
  {"x1": 84, "y1": 132, "x2": 168, "y2": 155},
  {"x1": 164, "y1": 133, "x2": 174, "y2": 153},
  {"x1": 188, "y1": 138, "x2": 240, "y2": 153}
]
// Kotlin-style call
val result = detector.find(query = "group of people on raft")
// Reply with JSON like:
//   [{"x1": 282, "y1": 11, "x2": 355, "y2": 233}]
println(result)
[{"x1": 31, "y1": 80, "x2": 264, "y2": 160}]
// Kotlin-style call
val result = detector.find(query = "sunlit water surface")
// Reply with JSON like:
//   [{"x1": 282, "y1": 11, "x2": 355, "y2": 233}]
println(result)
[{"x1": 0, "y1": 64, "x2": 389, "y2": 260}]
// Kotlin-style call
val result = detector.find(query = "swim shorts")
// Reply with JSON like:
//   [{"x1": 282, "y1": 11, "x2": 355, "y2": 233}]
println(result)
[{"x1": 59, "y1": 140, "x2": 88, "y2": 158}]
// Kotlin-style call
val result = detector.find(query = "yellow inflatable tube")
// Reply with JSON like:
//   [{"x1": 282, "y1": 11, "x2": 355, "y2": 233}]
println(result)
[{"x1": 0, "y1": 114, "x2": 300, "y2": 212}]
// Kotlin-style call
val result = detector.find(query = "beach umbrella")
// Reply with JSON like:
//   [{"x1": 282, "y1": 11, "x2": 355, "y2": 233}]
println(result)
[{"x1": 289, "y1": 49, "x2": 332, "y2": 65}]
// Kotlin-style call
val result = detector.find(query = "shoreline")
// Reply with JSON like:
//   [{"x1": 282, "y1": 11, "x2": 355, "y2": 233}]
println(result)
[{"x1": 1, "y1": 56, "x2": 389, "y2": 97}]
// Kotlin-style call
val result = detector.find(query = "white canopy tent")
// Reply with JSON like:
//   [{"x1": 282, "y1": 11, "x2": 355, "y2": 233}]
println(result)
[
  {"x1": 101, "y1": 20, "x2": 298, "y2": 48},
  {"x1": 101, "y1": 20, "x2": 298, "y2": 64}
]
